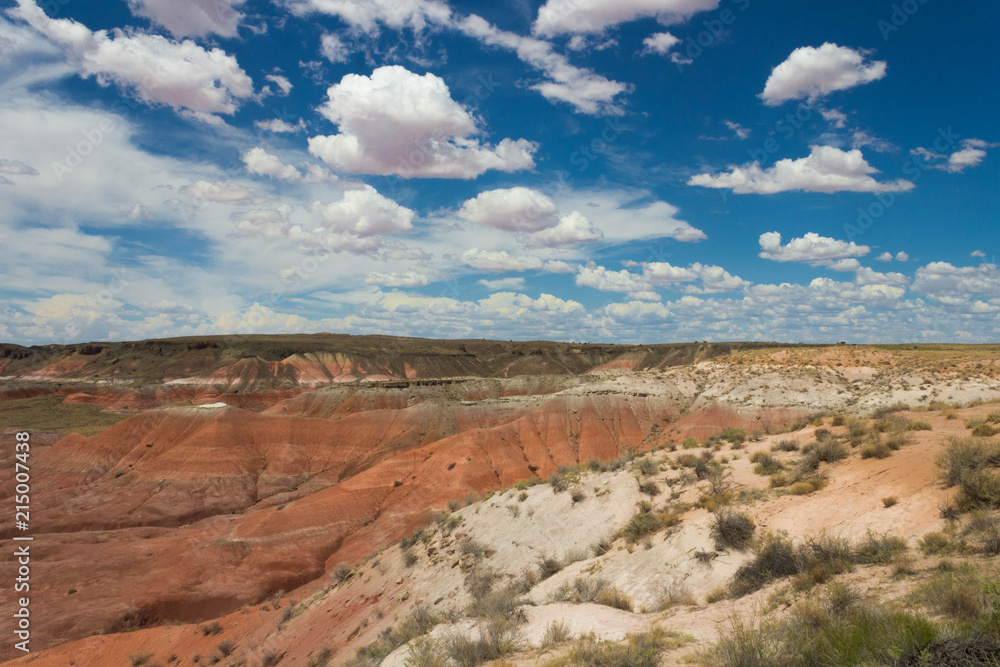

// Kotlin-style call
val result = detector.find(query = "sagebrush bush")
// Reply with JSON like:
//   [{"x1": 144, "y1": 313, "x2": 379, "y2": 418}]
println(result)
[
  {"x1": 445, "y1": 616, "x2": 523, "y2": 667},
  {"x1": 913, "y1": 566, "x2": 995, "y2": 621},
  {"x1": 564, "y1": 627, "x2": 686, "y2": 667},
  {"x1": 702, "y1": 602, "x2": 939, "y2": 667},
  {"x1": 772, "y1": 439, "x2": 799, "y2": 452},
  {"x1": 750, "y1": 452, "x2": 784, "y2": 476},
  {"x1": 633, "y1": 457, "x2": 658, "y2": 476},
  {"x1": 860, "y1": 441, "x2": 892, "y2": 459},
  {"x1": 548, "y1": 473, "x2": 569, "y2": 493},
  {"x1": 803, "y1": 440, "x2": 848, "y2": 465},
  {"x1": 711, "y1": 509, "x2": 756, "y2": 551},
  {"x1": 971, "y1": 423, "x2": 999, "y2": 437},
  {"x1": 618, "y1": 510, "x2": 679, "y2": 544}
]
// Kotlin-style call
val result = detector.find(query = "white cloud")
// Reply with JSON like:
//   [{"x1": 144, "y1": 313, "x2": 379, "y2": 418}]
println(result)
[
  {"x1": 264, "y1": 74, "x2": 293, "y2": 96},
  {"x1": 320, "y1": 32, "x2": 349, "y2": 63},
  {"x1": 313, "y1": 185, "x2": 414, "y2": 236},
  {"x1": 641, "y1": 31, "x2": 680, "y2": 55},
  {"x1": 911, "y1": 139, "x2": 994, "y2": 173},
  {"x1": 457, "y1": 187, "x2": 558, "y2": 232},
  {"x1": 180, "y1": 180, "x2": 267, "y2": 205},
  {"x1": 820, "y1": 108, "x2": 848, "y2": 128},
  {"x1": 850, "y1": 130, "x2": 893, "y2": 153},
  {"x1": 287, "y1": 0, "x2": 451, "y2": 33},
  {"x1": 724, "y1": 120, "x2": 751, "y2": 140},
  {"x1": 254, "y1": 118, "x2": 306, "y2": 133},
  {"x1": 125, "y1": 0, "x2": 245, "y2": 38},
  {"x1": 543, "y1": 260, "x2": 576, "y2": 273},
  {"x1": 876, "y1": 252, "x2": 893, "y2": 262},
  {"x1": 308, "y1": 65, "x2": 537, "y2": 178},
  {"x1": 912, "y1": 262, "x2": 1000, "y2": 303},
  {"x1": 828, "y1": 258, "x2": 862, "y2": 272},
  {"x1": 759, "y1": 231, "x2": 870, "y2": 264},
  {"x1": 575, "y1": 264, "x2": 659, "y2": 301},
  {"x1": 551, "y1": 189, "x2": 706, "y2": 243},
  {"x1": 11, "y1": 0, "x2": 254, "y2": 119},
  {"x1": 854, "y1": 267, "x2": 908, "y2": 287},
  {"x1": 533, "y1": 0, "x2": 720, "y2": 37},
  {"x1": 479, "y1": 291, "x2": 585, "y2": 317},
  {"x1": 896, "y1": 251, "x2": 908, "y2": 262},
  {"x1": 632, "y1": 261, "x2": 749, "y2": 294},
  {"x1": 455, "y1": 15, "x2": 628, "y2": 115},
  {"x1": 761, "y1": 43, "x2": 887, "y2": 106},
  {"x1": 692, "y1": 264, "x2": 751, "y2": 293},
  {"x1": 478, "y1": 277, "x2": 525, "y2": 291},
  {"x1": 689, "y1": 145, "x2": 914, "y2": 194},
  {"x1": 531, "y1": 211, "x2": 604, "y2": 247},
  {"x1": 365, "y1": 269, "x2": 436, "y2": 287},
  {"x1": 945, "y1": 139, "x2": 994, "y2": 173},
  {"x1": 971, "y1": 250, "x2": 987, "y2": 258},
  {"x1": 460, "y1": 249, "x2": 544, "y2": 272},
  {"x1": 241, "y1": 147, "x2": 302, "y2": 181}
]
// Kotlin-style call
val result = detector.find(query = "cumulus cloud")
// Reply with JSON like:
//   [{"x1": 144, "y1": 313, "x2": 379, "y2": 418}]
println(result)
[
  {"x1": 896, "y1": 251, "x2": 908, "y2": 262},
  {"x1": 530, "y1": 211, "x2": 604, "y2": 247},
  {"x1": 575, "y1": 264, "x2": 659, "y2": 301},
  {"x1": 641, "y1": 31, "x2": 680, "y2": 56},
  {"x1": 241, "y1": 147, "x2": 302, "y2": 181},
  {"x1": 876, "y1": 251, "x2": 893, "y2": 262},
  {"x1": 759, "y1": 231, "x2": 870, "y2": 265},
  {"x1": 761, "y1": 43, "x2": 887, "y2": 106},
  {"x1": 854, "y1": 267, "x2": 908, "y2": 287},
  {"x1": 479, "y1": 291, "x2": 585, "y2": 317},
  {"x1": 971, "y1": 250, "x2": 987, "y2": 258},
  {"x1": 125, "y1": 0, "x2": 245, "y2": 38},
  {"x1": 11, "y1": 0, "x2": 254, "y2": 119},
  {"x1": 460, "y1": 249, "x2": 544, "y2": 272},
  {"x1": 912, "y1": 262, "x2": 1000, "y2": 304},
  {"x1": 313, "y1": 185, "x2": 414, "y2": 236},
  {"x1": 457, "y1": 187, "x2": 558, "y2": 232},
  {"x1": 308, "y1": 66, "x2": 537, "y2": 178},
  {"x1": 533, "y1": 0, "x2": 720, "y2": 37},
  {"x1": 551, "y1": 189, "x2": 705, "y2": 243},
  {"x1": 455, "y1": 15, "x2": 628, "y2": 115},
  {"x1": 287, "y1": 0, "x2": 451, "y2": 33},
  {"x1": 688, "y1": 145, "x2": 915, "y2": 194},
  {"x1": 365, "y1": 269, "x2": 436, "y2": 287},
  {"x1": 629, "y1": 261, "x2": 750, "y2": 294}
]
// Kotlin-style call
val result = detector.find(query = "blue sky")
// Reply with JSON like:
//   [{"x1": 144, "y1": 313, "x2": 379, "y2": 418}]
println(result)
[{"x1": 0, "y1": 0, "x2": 997, "y2": 345}]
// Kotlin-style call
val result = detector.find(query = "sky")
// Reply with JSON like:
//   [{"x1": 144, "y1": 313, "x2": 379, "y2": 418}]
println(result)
[{"x1": 0, "y1": 0, "x2": 998, "y2": 346}]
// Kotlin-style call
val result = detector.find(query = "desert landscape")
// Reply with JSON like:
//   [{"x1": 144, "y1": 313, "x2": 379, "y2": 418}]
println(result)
[{"x1": 2, "y1": 336, "x2": 1000, "y2": 666}]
